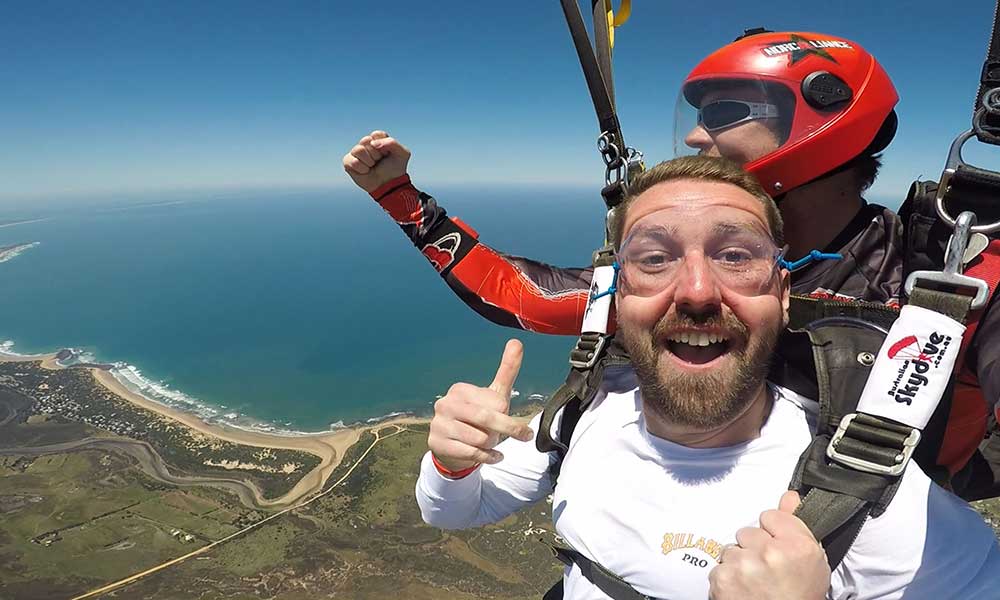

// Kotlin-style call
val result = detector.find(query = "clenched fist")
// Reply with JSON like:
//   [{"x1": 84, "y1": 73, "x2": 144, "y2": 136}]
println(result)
[{"x1": 342, "y1": 130, "x2": 411, "y2": 194}]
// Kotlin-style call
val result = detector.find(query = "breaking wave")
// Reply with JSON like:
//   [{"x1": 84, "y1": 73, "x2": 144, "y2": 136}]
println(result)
[{"x1": 2, "y1": 339, "x2": 417, "y2": 437}]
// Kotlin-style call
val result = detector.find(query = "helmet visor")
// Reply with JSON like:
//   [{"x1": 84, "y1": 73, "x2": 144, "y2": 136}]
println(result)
[{"x1": 673, "y1": 77, "x2": 797, "y2": 165}]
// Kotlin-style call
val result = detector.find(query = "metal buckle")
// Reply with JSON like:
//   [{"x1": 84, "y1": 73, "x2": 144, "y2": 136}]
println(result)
[
  {"x1": 935, "y1": 129, "x2": 1000, "y2": 235},
  {"x1": 904, "y1": 210, "x2": 991, "y2": 310},
  {"x1": 568, "y1": 333, "x2": 609, "y2": 369},
  {"x1": 826, "y1": 413, "x2": 921, "y2": 477}
]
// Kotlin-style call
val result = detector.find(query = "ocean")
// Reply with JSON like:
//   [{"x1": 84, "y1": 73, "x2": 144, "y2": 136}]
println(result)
[{"x1": 0, "y1": 186, "x2": 605, "y2": 432}]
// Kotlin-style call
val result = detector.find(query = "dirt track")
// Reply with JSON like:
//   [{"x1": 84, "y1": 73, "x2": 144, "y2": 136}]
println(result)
[{"x1": 0, "y1": 437, "x2": 265, "y2": 508}]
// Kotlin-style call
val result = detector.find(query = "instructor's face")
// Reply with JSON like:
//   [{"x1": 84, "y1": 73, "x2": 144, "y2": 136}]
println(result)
[
  {"x1": 683, "y1": 87, "x2": 783, "y2": 166},
  {"x1": 615, "y1": 179, "x2": 789, "y2": 431}
]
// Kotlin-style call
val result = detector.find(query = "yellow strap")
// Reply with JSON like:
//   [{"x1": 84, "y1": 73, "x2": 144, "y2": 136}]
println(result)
[{"x1": 604, "y1": 0, "x2": 632, "y2": 49}]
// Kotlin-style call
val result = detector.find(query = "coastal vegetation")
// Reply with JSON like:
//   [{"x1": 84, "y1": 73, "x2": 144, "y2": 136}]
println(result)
[
  {"x1": 2, "y1": 360, "x2": 999, "y2": 599},
  {"x1": 0, "y1": 362, "x2": 320, "y2": 501}
]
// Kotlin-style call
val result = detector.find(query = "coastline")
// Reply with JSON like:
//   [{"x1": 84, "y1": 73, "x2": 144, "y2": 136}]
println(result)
[
  {"x1": 0, "y1": 350, "x2": 429, "y2": 507},
  {"x1": 0, "y1": 241, "x2": 40, "y2": 263}
]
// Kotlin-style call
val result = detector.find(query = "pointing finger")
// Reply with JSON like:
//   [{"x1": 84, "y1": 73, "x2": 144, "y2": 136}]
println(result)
[{"x1": 488, "y1": 339, "x2": 523, "y2": 401}]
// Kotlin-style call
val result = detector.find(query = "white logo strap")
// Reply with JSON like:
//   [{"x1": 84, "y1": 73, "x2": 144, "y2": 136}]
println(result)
[
  {"x1": 856, "y1": 305, "x2": 966, "y2": 430},
  {"x1": 581, "y1": 264, "x2": 616, "y2": 334}
]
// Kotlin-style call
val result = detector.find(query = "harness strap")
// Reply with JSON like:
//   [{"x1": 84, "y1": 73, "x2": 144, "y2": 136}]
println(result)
[
  {"x1": 976, "y1": 0, "x2": 1000, "y2": 143},
  {"x1": 787, "y1": 295, "x2": 899, "y2": 331},
  {"x1": 908, "y1": 287, "x2": 973, "y2": 324},
  {"x1": 551, "y1": 546, "x2": 656, "y2": 600},
  {"x1": 558, "y1": 0, "x2": 621, "y2": 137},
  {"x1": 591, "y1": 0, "x2": 615, "y2": 109},
  {"x1": 789, "y1": 319, "x2": 906, "y2": 568}
]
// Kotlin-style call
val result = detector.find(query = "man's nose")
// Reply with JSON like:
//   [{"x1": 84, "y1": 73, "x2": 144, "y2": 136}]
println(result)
[
  {"x1": 684, "y1": 125, "x2": 713, "y2": 152},
  {"x1": 673, "y1": 255, "x2": 723, "y2": 315}
]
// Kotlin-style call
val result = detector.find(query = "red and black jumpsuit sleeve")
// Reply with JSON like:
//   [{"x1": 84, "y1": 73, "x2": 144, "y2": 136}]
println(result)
[{"x1": 370, "y1": 175, "x2": 592, "y2": 335}]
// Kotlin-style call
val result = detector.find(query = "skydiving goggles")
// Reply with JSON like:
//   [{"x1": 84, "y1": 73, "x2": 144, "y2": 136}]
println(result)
[
  {"x1": 697, "y1": 100, "x2": 780, "y2": 132},
  {"x1": 617, "y1": 209, "x2": 786, "y2": 298}
]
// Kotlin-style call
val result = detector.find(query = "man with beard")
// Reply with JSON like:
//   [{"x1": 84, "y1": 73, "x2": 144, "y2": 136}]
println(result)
[
  {"x1": 415, "y1": 156, "x2": 1000, "y2": 600},
  {"x1": 348, "y1": 31, "x2": 999, "y2": 485}
]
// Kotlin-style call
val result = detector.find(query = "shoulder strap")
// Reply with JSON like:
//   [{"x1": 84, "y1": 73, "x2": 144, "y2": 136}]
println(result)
[
  {"x1": 536, "y1": 334, "x2": 629, "y2": 481},
  {"x1": 787, "y1": 311, "x2": 909, "y2": 569},
  {"x1": 550, "y1": 546, "x2": 655, "y2": 600}
]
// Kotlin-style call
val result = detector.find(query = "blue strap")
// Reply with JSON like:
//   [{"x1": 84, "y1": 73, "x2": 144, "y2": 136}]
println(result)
[
  {"x1": 780, "y1": 250, "x2": 843, "y2": 271},
  {"x1": 589, "y1": 262, "x2": 620, "y2": 302}
]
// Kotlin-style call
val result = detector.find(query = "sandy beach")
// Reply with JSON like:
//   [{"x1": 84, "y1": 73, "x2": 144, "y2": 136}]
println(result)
[{"x1": 1, "y1": 351, "x2": 429, "y2": 507}]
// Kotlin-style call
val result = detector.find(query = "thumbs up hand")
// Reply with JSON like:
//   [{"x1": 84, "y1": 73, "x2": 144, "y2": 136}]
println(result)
[
  {"x1": 428, "y1": 340, "x2": 535, "y2": 473},
  {"x1": 708, "y1": 491, "x2": 830, "y2": 600}
]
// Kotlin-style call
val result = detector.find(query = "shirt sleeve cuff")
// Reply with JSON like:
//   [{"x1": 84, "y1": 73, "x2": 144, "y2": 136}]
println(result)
[
  {"x1": 370, "y1": 174, "x2": 413, "y2": 202},
  {"x1": 419, "y1": 451, "x2": 482, "y2": 499}
]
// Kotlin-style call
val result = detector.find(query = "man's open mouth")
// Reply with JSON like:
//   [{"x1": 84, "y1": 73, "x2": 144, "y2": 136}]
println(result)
[{"x1": 663, "y1": 330, "x2": 734, "y2": 366}]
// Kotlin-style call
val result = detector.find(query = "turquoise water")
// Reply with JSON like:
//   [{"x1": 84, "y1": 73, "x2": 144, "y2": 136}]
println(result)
[{"x1": 0, "y1": 186, "x2": 604, "y2": 430}]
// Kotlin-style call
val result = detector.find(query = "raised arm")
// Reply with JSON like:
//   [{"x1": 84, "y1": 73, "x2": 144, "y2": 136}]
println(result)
[{"x1": 344, "y1": 131, "x2": 593, "y2": 335}]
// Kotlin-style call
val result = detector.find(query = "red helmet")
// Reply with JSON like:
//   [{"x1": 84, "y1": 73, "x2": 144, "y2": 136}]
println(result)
[{"x1": 678, "y1": 31, "x2": 898, "y2": 195}]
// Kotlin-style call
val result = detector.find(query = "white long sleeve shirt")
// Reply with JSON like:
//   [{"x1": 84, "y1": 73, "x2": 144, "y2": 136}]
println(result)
[{"x1": 416, "y1": 368, "x2": 1000, "y2": 599}]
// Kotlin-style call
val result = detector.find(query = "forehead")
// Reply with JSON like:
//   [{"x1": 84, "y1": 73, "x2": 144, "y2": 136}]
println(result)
[{"x1": 622, "y1": 179, "x2": 771, "y2": 238}]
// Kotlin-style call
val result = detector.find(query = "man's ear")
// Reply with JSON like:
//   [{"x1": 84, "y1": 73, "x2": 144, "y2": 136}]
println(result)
[{"x1": 780, "y1": 268, "x2": 791, "y2": 327}]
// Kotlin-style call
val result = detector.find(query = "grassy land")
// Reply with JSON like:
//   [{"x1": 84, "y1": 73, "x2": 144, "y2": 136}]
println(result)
[
  {"x1": 0, "y1": 364, "x2": 321, "y2": 500},
  {"x1": 0, "y1": 450, "x2": 253, "y2": 600},
  {"x1": 4, "y1": 367, "x2": 1000, "y2": 599},
  {"x1": 4, "y1": 420, "x2": 1000, "y2": 600},
  {"x1": 105, "y1": 424, "x2": 565, "y2": 600}
]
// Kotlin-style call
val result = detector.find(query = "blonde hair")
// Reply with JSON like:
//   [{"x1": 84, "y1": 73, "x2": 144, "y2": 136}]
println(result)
[{"x1": 612, "y1": 156, "x2": 784, "y2": 247}]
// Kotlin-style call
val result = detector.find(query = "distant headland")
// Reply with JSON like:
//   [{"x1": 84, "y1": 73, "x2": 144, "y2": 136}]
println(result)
[{"x1": 0, "y1": 242, "x2": 39, "y2": 264}]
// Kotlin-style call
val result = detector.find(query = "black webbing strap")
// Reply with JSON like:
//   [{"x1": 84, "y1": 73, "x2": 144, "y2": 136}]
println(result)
[
  {"x1": 795, "y1": 487, "x2": 869, "y2": 544},
  {"x1": 787, "y1": 295, "x2": 899, "y2": 332},
  {"x1": 537, "y1": 367, "x2": 589, "y2": 456},
  {"x1": 976, "y1": 0, "x2": 1000, "y2": 143},
  {"x1": 790, "y1": 320, "x2": 906, "y2": 569},
  {"x1": 551, "y1": 546, "x2": 655, "y2": 600},
  {"x1": 792, "y1": 287, "x2": 971, "y2": 566},
  {"x1": 908, "y1": 285, "x2": 975, "y2": 325},
  {"x1": 536, "y1": 336, "x2": 626, "y2": 473},
  {"x1": 591, "y1": 0, "x2": 615, "y2": 108},
  {"x1": 559, "y1": 0, "x2": 620, "y2": 136}
]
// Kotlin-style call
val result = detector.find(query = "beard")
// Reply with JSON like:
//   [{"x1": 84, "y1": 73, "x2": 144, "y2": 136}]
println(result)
[{"x1": 621, "y1": 308, "x2": 780, "y2": 431}]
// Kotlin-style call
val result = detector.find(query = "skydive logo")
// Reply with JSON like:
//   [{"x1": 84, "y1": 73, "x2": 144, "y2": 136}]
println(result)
[
  {"x1": 760, "y1": 34, "x2": 851, "y2": 65},
  {"x1": 584, "y1": 279, "x2": 601, "y2": 317},
  {"x1": 885, "y1": 332, "x2": 952, "y2": 406},
  {"x1": 421, "y1": 232, "x2": 461, "y2": 272}
]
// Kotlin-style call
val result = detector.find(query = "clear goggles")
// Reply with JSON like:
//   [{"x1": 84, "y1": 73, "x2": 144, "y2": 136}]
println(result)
[{"x1": 617, "y1": 207, "x2": 785, "y2": 298}]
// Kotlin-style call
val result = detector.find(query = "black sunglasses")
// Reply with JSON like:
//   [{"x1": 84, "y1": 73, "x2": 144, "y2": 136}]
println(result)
[{"x1": 697, "y1": 100, "x2": 779, "y2": 132}]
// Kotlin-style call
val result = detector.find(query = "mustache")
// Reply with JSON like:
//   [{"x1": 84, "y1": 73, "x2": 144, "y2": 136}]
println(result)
[{"x1": 651, "y1": 309, "x2": 749, "y2": 342}]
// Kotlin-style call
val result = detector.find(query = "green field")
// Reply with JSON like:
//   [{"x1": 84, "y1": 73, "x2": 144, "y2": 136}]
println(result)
[
  {"x1": 88, "y1": 425, "x2": 565, "y2": 600},
  {"x1": 0, "y1": 451, "x2": 253, "y2": 600},
  {"x1": 3, "y1": 389, "x2": 1000, "y2": 599}
]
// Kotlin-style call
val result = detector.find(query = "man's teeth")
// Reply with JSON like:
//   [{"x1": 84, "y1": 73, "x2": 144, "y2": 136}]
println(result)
[{"x1": 666, "y1": 332, "x2": 727, "y2": 347}]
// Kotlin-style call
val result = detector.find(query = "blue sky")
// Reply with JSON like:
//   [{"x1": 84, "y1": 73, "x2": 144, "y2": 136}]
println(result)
[{"x1": 2, "y1": 1, "x2": 998, "y2": 204}]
